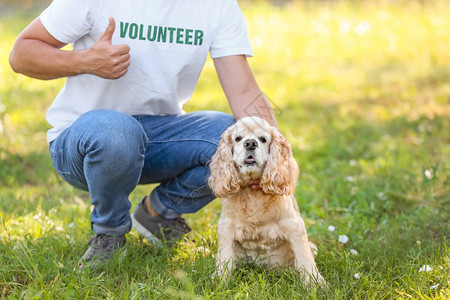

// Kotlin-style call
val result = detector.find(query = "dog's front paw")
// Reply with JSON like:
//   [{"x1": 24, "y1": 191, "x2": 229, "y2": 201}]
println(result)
[
  {"x1": 299, "y1": 267, "x2": 327, "y2": 288},
  {"x1": 214, "y1": 259, "x2": 233, "y2": 280},
  {"x1": 212, "y1": 269, "x2": 227, "y2": 280},
  {"x1": 212, "y1": 268, "x2": 230, "y2": 282},
  {"x1": 313, "y1": 273, "x2": 327, "y2": 288}
]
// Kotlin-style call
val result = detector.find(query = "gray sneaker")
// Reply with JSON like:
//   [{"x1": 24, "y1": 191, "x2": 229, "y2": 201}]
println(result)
[
  {"x1": 131, "y1": 197, "x2": 191, "y2": 246},
  {"x1": 76, "y1": 233, "x2": 126, "y2": 269}
]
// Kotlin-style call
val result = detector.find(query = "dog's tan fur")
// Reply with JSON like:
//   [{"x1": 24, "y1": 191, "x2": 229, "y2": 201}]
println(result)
[{"x1": 209, "y1": 117, "x2": 324, "y2": 285}]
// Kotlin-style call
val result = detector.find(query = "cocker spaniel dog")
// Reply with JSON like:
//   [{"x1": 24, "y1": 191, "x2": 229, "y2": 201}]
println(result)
[{"x1": 209, "y1": 117, "x2": 324, "y2": 285}]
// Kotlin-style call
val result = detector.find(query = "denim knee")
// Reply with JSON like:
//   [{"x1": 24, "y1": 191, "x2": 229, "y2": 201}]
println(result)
[
  {"x1": 74, "y1": 110, "x2": 148, "y2": 164},
  {"x1": 187, "y1": 111, "x2": 235, "y2": 143},
  {"x1": 203, "y1": 111, "x2": 235, "y2": 160},
  {"x1": 142, "y1": 111, "x2": 235, "y2": 216}
]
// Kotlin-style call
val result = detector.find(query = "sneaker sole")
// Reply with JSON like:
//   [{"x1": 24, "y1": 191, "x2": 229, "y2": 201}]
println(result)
[{"x1": 131, "y1": 213, "x2": 162, "y2": 247}]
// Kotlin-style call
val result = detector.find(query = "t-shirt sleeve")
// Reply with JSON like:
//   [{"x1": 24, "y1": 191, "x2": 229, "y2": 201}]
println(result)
[
  {"x1": 39, "y1": 0, "x2": 93, "y2": 44},
  {"x1": 209, "y1": 0, "x2": 253, "y2": 59}
]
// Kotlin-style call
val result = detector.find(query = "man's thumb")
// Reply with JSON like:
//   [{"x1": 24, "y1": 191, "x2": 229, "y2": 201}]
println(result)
[{"x1": 99, "y1": 17, "x2": 115, "y2": 43}]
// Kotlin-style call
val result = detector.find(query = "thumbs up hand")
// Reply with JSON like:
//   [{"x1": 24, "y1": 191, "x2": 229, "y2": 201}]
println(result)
[{"x1": 85, "y1": 17, "x2": 130, "y2": 79}]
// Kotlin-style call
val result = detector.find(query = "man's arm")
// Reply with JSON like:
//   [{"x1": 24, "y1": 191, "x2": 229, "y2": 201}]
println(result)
[
  {"x1": 9, "y1": 17, "x2": 130, "y2": 80},
  {"x1": 214, "y1": 55, "x2": 280, "y2": 190},
  {"x1": 213, "y1": 55, "x2": 279, "y2": 129}
]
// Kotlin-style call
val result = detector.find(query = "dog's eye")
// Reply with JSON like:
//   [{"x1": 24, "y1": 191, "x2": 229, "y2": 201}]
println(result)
[
  {"x1": 259, "y1": 136, "x2": 267, "y2": 143},
  {"x1": 235, "y1": 136, "x2": 243, "y2": 142}
]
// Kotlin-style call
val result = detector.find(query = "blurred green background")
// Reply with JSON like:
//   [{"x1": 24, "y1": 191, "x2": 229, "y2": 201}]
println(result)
[{"x1": 0, "y1": 0, "x2": 449, "y2": 298}]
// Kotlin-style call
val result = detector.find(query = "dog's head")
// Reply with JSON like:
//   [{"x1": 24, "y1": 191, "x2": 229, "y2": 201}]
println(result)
[{"x1": 209, "y1": 117, "x2": 299, "y2": 198}]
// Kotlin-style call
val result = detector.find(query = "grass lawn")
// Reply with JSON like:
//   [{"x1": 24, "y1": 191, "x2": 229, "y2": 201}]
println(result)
[{"x1": 1, "y1": 0, "x2": 449, "y2": 298}]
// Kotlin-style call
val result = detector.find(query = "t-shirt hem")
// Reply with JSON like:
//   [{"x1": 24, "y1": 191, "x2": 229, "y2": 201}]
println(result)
[{"x1": 47, "y1": 130, "x2": 62, "y2": 144}]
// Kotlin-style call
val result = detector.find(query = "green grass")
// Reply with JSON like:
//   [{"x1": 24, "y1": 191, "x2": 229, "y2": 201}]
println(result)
[{"x1": 1, "y1": 0, "x2": 449, "y2": 298}]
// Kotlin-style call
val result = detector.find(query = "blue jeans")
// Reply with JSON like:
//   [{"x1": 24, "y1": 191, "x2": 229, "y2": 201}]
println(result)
[{"x1": 49, "y1": 110, "x2": 235, "y2": 235}]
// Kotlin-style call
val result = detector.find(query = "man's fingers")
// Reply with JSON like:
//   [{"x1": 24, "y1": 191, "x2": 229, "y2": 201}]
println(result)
[
  {"x1": 116, "y1": 44, "x2": 130, "y2": 55},
  {"x1": 98, "y1": 17, "x2": 116, "y2": 44},
  {"x1": 110, "y1": 44, "x2": 130, "y2": 57},
  {"x1": 119, "y1": 52, "x2": 130, "y2": 64},
  {"x1": 116, "y1": 65, "x2": 129, "y2": 79},
  {"x1": 113, "y1": 45, "x2": 130, "y2": 66}
]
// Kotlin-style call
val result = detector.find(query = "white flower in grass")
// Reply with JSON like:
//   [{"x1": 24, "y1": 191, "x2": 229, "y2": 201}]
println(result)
[
  {"x1": 338, "y1": 234, "x2": 349, "y2": 244},
  {"x1": 350, "y1": 249, "x2": 358, "y2": 255},
  {"x1": 355, "y1": 21, "x2": 371, "y2": 36},
  {"x1": 430, "y1": 284, "x2": 439, "y2": 290},
  {"x1": 339, "y1": 21, "x2": 351, "y2": 34},
  {"x1": 345, "y1": 176, "x2": 354, "y2": 182},
  {"x1": 349, "y1": 160, "x2": 357, "y2": 166},
  {"x1": 55, "y1": 226, "x2": 64, "y2": 232},
  {"x1": 419, "y1": 265, "x2": 432, "y2": 272},
  {"x1": 424, "y1": 169, "x2": 433, "y2": 179},
  {"x1": 377, "y1": 192, "x2": 385, "y2": 199},
  {"x1": 328, "y1": 225, "x2": 335, "y2": 232},
  {"x1": 354, "y1": 273, "x2": 361, "y2": 279},
  {"x1": 68, "y1": 222, "x2": 75, "y2": 228}
]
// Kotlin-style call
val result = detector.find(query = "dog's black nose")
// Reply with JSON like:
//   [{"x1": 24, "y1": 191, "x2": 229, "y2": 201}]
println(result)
[{"x1": 244, "y1": 139, "x2": 258, "y2": 150}]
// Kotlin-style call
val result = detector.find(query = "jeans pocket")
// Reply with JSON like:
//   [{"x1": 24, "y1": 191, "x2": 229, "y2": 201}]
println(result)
[
  {"x1": 49, "y1": 147, "x2": 71, "y2": 175},
  {"x1": 49, "y1": 146, "x2": 88, "y2": 191}
]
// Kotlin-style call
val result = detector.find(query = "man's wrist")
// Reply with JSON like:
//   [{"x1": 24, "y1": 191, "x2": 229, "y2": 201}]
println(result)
[{"x1": 73, "y1": 49, "x2": 92, "y2": 76}]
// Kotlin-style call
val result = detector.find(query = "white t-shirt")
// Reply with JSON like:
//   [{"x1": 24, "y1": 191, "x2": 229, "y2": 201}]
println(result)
[{"x1": 40, "y1": 0, "x2": 253, "y2": 142}]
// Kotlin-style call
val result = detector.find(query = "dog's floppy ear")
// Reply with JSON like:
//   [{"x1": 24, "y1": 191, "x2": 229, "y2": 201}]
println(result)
[
  {"x1": 260, "y1": 129, "x2": 299, "y2": 195},
  {"x1": 208, "y1": 125, "x2": 241, "y2": 198}
]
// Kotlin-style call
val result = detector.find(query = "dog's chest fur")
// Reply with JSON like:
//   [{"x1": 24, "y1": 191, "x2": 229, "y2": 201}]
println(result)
[{"x1": 221, "y1": 190, "x2": 295, "y2": 266}]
